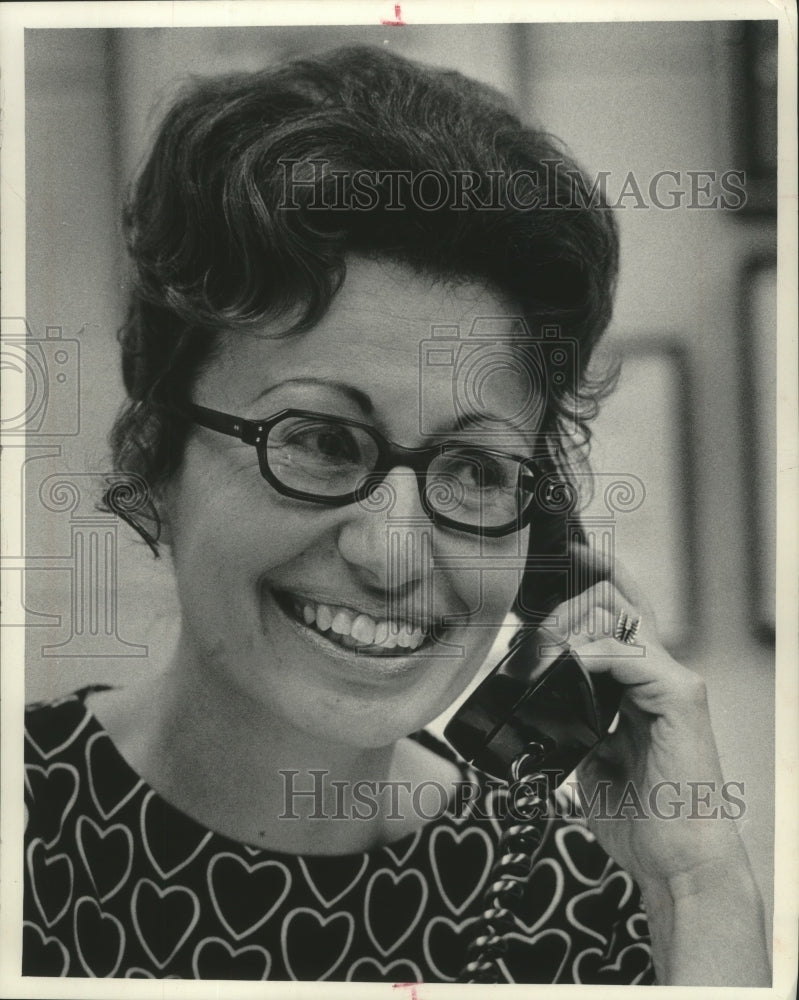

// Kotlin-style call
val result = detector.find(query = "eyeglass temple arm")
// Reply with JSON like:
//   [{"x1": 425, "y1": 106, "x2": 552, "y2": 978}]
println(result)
[{"x1": 187, "y1": 403, "x2": 262, "y2": 444}]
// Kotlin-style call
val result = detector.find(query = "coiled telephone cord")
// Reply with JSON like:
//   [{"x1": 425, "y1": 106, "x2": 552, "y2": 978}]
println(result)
[{"x1": 457, "y1": 742, "x2": 552, "y2": 984}]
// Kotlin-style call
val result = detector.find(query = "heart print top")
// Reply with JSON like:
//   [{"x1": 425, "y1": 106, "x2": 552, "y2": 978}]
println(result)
[{"x1": 23, "y1": 687, "x2": 655, "y2": 983}]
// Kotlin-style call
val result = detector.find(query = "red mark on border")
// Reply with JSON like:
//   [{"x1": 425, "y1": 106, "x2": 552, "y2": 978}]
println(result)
[
  {"x1": 393, "y1": 984, "x2": 419, "y2": 1000},
  {"x1": 381, "y1": 4, "x2": 406, "y2": 25}
]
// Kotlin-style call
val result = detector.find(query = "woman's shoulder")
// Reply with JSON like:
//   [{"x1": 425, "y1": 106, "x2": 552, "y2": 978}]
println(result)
[{"x1": 24, "y1": 686, "x2": 138, "y2": 840}]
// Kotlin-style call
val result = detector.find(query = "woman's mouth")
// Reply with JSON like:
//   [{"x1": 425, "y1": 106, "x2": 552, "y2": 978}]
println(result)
[{"x1": 271, "y1": 588, "x2": 436, "y2": 656}]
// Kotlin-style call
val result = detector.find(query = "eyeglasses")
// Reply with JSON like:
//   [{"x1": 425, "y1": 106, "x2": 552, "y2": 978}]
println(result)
[{"x1": 187, "y1": 403, "x2": 547, "y2": 537}]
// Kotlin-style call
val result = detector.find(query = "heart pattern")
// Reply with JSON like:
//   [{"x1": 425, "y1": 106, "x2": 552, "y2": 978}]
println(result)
[
  {"x1": 24, "y1": 763, "x2": 79, "y2": 848},
  {"x1": 86, "y1": 731, "x2": 144, "y2": 820},
  {"x1": 27, "y1": 839, "x2": 74, "y2": 928},
  {"x1": 346, "y1": 956, "x2": 423, "y2": 982},
  {"x1": 22, "y1": 922, "x2": 69, "y2": 976},
  {"x1": 208, "y1": 853, "x2": 291, "y2": 939},
  {"x1": 298, "y1": 854, "x2": 368, "y2": 908},
  {"x1": 192, "y1": 937, "x2": 272, "y2": 980},
  {"x1": 499, "y1": 928, "x2": 572, "y2": 983},
  {"x1": 23, "y1": 690, "x2": 654, "y2": 983},
  {"x1": 364, "y1": 868, "x2": 428, "y2": 956},
  {"x1": 281, "y1": 907, "x2": 355, "y2": 980},
  {"x1": 76, "y1": 815, "x2": 133, "y2": 902},
  {"x1": 131, "y1": 879, "x2": 200, "y2": 969},
  {"x1": 73, "y1": 897, "x2": 125, "y2": 977},
  {"x1": 422, "y1": 915, "x2": 480, "y2": 981},
  {"x1": 428, "y1": 826, "x2": 493, "y2": 915}
]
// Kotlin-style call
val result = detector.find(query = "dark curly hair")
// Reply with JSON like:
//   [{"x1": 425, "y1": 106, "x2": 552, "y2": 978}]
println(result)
[{"x1": 106, "y1": 44, "x2": 619, "y2": 621}]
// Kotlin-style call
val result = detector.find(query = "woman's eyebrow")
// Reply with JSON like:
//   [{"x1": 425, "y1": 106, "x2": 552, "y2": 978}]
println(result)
[
  {"x1": 252, "y1": 377, "x2": 374, "y2": 415},
  {"x1": 253, "y1": 380, "x2": 530, "y2": 441}
]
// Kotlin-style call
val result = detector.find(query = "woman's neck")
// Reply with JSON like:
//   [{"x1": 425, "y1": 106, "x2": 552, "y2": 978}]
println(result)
[{"x1": 88, "y1": 642, "x2": 461, "y2": 855}]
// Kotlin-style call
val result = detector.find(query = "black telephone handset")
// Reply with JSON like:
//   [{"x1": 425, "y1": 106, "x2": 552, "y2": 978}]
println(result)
[
  {"x1": 444, "y1": 513, "x2": 626, "y2": 983},
  {"x1": 444, "y1": 636, "x2": 623, "y2": 786},
  {"x1": 445, "y1": 504, "x2": 624, "y2": 785}
]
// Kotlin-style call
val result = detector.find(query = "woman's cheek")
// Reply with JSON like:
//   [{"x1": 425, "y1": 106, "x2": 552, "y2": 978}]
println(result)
[
  {"x1": 165, "y1": 447, "x2": 295, "y2": 568},
  {"x1": 442, "y1": 530, "x2": 527, "y2": 628}
]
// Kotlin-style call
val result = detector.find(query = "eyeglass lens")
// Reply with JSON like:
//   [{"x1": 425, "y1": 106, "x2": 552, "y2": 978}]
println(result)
[{"x1": 265, "y1": 415, "x2": 528, "y2": 528}]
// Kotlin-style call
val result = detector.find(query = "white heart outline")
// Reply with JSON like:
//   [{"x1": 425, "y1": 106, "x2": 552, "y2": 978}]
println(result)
[
  {"x1": 383, "y1": 828, "x2": 421, "y2": 866},
  {"x1": 85, "y1": 731, "x2": 145, "y2": 820},
  {"x1": 508, "y1": 855, "x2": 566, "y2": 936},
  {"x1": 140, "y1": 790, "x2": 213, "y2": 879},
  {"x1": 571, "y1": 939, "x2": 653, "y2": 984},
  {"x1": 25, "y1": 705, "x2": 92, "y2": 761},
  {"x1": 498, "y1": 927, "x2": 572, "y2": 983},
  {"x1": 428, "y1": 824, "x2": 493, "y2": 916},
  {"x1": 23, "y1": 919, "x2": 70, "y2": 975},
  {"x1": 564, "y1": 868, "x2": 634, "y2": 946},
  {"x1": 191, "y1": 936, "x2": 272, "y2": 980},
  {"x1": 421, "y1": 914, "x2": 479, "y2": 982},
  {"x1": 207, "y1": 851, "x2": 291, "y2": 941},
  {"x1": 24, "y1": 763, "x2": 79, "y2": 849},
  {"x1": 76, "y1": 814, "x2": 134, "y2": 903},
  {"x1": 554, "y1": 822, "x2": 614, "y2": 886},
  {"x1": 298, "y1": 854, "x2": 368, "y2": 909},
  {"x1": 626, "y1": 910, "x2": 650, "y2": 941},
  {"x1": 124, "y1": 967, "x2": 183, "y2": 979},
  {"x1": 280, "y1": 906, "x2": 354, "y2": 981},
  {"x1": 130, "y1": 877, "x2": 200, "y2": 971},
  {"x1": 345, "y1": 956, "x2": 423, "y2": 982},
  {"x1": 364, "y1": 867, "x2": 428, "y2": 957},
  {"x1": 73, "y1": 896, "x2": 125, "y2": 978},
  {"x1": 27, "y1": 838, "x2": 74, "y2": 928}
]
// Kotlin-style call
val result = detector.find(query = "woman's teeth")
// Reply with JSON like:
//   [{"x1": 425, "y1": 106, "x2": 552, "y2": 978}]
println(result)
[{"x1": 293, "y1": 597, "x2": 427, "y2": 652}]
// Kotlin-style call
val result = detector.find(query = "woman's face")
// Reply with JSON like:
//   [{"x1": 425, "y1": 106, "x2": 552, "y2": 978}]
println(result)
[{"x1": 164, "y1": 257, "x2": 539, "y2": 749}]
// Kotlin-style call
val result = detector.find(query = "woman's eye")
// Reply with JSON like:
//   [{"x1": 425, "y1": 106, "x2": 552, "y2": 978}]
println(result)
[
  {"x1": 440, "y1": 451, "x2": 515, "y2": 491},
  {"x1": 471, "y1": 463, "x2": 509, "y2": 490},
  {"x1": 289, "y1": 424, "x2": 362, "y2": 464}
]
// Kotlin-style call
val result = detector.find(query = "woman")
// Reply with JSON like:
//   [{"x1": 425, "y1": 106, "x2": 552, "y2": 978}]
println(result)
[{"x1": 23, "y1": 46, "x2": 769, "y2": 984}]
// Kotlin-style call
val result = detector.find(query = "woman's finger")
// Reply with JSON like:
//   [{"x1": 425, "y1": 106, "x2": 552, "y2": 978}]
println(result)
[
  {"x1": 571, "y1": 544, "x2": 658, "y2": 633},
  {"x1": 548, "y1": 580, "x2": 647, "y2": 655},
  {"x1": 546, "y1": 583, "x2": 708, "y2": 719}
]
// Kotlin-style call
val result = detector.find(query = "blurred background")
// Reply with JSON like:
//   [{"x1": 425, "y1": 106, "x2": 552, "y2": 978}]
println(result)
[{"x1": 17, "y1": 21, "x2": 777, "y2": 926}]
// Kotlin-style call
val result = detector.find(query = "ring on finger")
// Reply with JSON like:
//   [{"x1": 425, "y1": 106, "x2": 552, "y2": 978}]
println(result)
[{"x1": 615, "y1": 608, "x2": 642, "y2": 645}]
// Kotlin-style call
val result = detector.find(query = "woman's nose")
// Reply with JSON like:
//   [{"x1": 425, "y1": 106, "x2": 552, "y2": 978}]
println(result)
[{"x1": 335, "y1": 466, "x2": 433, "y2": 591}]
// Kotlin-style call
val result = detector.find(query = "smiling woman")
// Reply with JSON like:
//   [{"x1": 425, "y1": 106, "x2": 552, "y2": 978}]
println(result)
[
  {"x1": 21, "y1": 45, "x2": 769, "y2": 985},
  {"x1": 149, "y1": 260, "x2": 531, "y2": 757}
]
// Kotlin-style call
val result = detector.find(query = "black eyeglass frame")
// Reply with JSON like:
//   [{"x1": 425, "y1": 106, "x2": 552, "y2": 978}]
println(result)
[{"x1": 187, "y1": 402, "x2": 545, "y2": 538}]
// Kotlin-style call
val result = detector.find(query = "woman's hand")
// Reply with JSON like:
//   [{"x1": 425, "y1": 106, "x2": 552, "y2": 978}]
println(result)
[{"x1": 547, "y1": 545, "x2": 770, "y2": 985}]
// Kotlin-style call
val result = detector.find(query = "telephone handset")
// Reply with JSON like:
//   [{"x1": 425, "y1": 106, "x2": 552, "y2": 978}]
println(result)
[
  {"x1": 444, "y1": 635, "x2": 623, "y2": 786},
  {"x1": 443, "y1": 515, "x2": 626, "y2": 983},
  {"x1": 445, "y1": 504, "x2": 624, "y2": 786}
]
